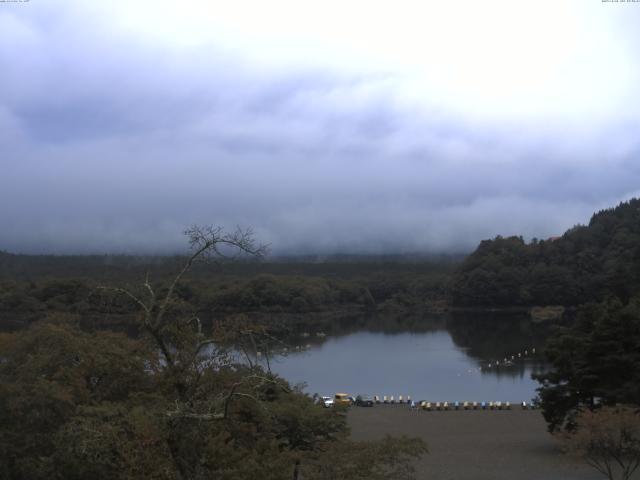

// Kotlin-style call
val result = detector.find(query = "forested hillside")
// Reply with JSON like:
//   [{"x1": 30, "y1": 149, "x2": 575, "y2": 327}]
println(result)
[
  {"x1": 451, "y1": 198, "x2": 640, "y2": 307},
  {"x1": 0, "y1": 254, "x2": 453, "y2": 333}
]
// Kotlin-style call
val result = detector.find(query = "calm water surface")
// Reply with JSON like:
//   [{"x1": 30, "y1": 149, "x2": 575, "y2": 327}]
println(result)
[{"x1": 269, "y1": 319, "x2": 546, "y2": 403}]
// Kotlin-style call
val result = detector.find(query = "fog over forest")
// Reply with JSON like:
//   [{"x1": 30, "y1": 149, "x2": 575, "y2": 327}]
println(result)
[{"x1": 1, "y1": 0, "x2": 639, "y2": 254}]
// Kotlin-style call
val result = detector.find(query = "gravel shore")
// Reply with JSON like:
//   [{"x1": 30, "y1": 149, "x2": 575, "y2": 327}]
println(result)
[{"x1": 348, "y1": 404, "x2": 619, "y2": 480}]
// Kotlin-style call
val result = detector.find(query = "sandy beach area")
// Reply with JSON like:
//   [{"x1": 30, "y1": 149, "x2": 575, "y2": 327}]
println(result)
[{"x1": 348, "y1": 404, "x2": 627, "y2": 480}]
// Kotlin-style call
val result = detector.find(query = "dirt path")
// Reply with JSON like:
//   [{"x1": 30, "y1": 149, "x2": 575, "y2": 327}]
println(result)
[{"x1": 348, "y1": 405, "x2": 622, "y2": 480}]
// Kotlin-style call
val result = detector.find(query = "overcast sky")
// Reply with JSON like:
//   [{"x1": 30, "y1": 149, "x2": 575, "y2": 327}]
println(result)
[{"x1": 1, "y1": 0, "x2": 639, "y2": 255}]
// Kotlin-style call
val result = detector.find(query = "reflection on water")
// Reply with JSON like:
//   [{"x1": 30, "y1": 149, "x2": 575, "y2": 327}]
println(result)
[{"x1": 268, "y1": 312, "x2": 549, "y2": 403}]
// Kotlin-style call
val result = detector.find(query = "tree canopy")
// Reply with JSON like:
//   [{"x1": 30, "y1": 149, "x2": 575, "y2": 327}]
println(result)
[
  {"x1": 451, "y1": 198, "x2": 640, "y2": 307},
  {"x1": 0, "y1": 226, "x2": 426, "y2": 479},
  {"x1": 534, "y1": 298, "x2": 640, "y2": 432}
]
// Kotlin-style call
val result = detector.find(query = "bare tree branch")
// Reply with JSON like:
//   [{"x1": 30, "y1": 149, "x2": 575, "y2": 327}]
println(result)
[{"x1": 563, "y1": 406, "x2": 640, "y2": 480}]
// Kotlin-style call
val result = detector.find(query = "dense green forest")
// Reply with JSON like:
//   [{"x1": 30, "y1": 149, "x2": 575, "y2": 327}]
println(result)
[
  {"x1": 451, "y1": 198, "x2": 640, "y2": 307},
  {"x1": 0, "y1": 252, "x2": 453, "y2": 333},
  {"x1": 534, "y1": 297, "x2": 640, "y2": 431},
  {"x1": 0, "y1": 316, "x2": 426, "y2": 480}
]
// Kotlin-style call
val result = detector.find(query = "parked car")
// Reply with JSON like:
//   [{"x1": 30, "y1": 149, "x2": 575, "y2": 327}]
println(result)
[
  {"x1": 321, "y1": 396, "x2": 334, "y2": 408},
  {"x1": 334, "y1": 393, "x2": 352, "y2": 405},
  {"x1": 355, "y1": 395, "x2": 374, "y2": 407}
]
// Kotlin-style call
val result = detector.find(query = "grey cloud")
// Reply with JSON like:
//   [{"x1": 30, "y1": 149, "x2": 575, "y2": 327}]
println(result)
[{"x1": 1, "y1": 5, "x2": 639, "y2": 255}]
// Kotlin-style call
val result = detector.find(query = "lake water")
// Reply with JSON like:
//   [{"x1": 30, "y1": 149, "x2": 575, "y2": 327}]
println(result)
[{"x1": 267, "y1": 313, "x2": 548, "y2": 403}]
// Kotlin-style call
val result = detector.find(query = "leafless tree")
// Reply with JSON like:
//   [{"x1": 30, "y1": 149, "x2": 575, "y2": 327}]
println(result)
[
  {"x1": 100, "y1": 225, "x2": 280, "y2": 419},
  {"x1": 562, "y1": 406, "x2": 640, "y2": 480},
  {"x1": 106, "y1": 226, "x2": 265, "y2": 360}
]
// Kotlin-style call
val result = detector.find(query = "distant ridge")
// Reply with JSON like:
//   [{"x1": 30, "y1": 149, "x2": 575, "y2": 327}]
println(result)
[{"x1": 0, "y1": 250, "x2": 461, "y2": 280}]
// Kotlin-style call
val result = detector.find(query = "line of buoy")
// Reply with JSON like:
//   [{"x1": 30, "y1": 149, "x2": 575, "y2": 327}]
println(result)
[
  {"x1": 485, "y1": 347, "x2": 537, "y2": 370},
  {"x1": 454, "y1": 346, "x2": 539, "y2": 377}
]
